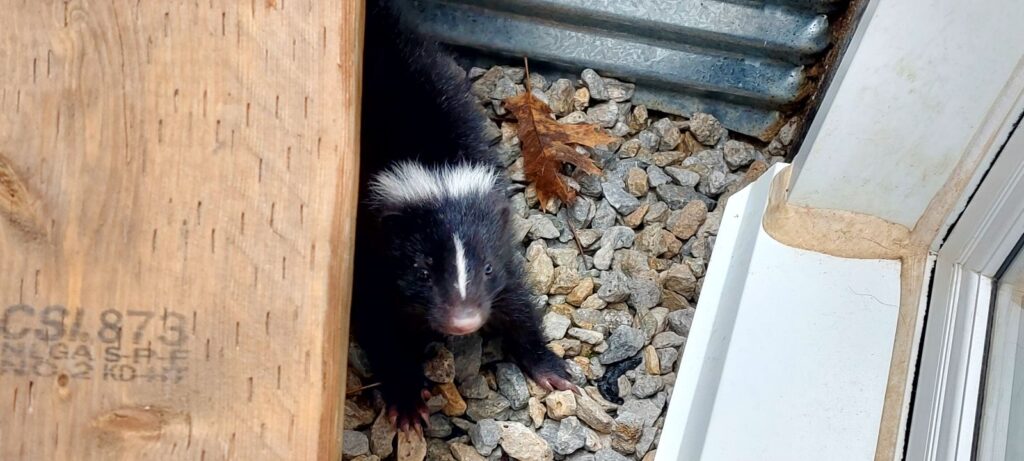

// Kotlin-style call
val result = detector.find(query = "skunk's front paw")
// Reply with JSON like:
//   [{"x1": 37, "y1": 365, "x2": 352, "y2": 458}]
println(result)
[
  {"x1": 523, "y1": 353, "x2": 579, "y2": 393},
  {"x1": 386, "y1": 388, "x2": 431, "y2": 434}
]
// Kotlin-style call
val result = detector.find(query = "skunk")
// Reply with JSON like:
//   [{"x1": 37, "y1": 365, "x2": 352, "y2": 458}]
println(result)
[{"x1": 353, "y1": 0, "x2": 574, "y2": 432}]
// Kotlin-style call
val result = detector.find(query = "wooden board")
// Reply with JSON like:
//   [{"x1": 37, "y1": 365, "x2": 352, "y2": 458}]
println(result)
[{"x1": 0, "y1": 1, "x2": 362, "y2": 459}]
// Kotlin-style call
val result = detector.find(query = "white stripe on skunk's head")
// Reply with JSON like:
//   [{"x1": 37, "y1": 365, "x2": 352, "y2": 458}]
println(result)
[{"x1": 368, "y1": 161, "x2": 499, "y2": 208}]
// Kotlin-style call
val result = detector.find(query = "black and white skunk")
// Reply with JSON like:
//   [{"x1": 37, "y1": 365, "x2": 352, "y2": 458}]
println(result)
[{"x1": 353, "y1": 0, "x2": 574, "y2": 432}]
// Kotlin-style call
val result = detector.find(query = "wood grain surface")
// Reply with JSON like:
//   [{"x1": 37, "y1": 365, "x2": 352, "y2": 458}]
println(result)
[{"x1": 0, "y1": 1, "x2": 362, "y2": 459}]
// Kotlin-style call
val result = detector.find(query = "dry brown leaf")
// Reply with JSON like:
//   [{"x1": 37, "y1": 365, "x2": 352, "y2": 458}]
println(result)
[{"x1": 504, "y1": 62, "x2": 615, "y2": 211}]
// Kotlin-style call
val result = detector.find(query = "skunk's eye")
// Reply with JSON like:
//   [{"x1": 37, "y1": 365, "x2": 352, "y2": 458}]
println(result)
[
  {"x1": 484, "y1": 264, "x2": 493, "y2": 276},
  {"x1": 418, "y1": 269, "x2": 430, "y2": 281}
]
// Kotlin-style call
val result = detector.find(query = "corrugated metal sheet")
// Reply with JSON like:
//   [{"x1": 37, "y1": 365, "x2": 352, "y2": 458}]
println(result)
[{"x1": 405, "y1": 0, "x2": 849, "y2": 140}]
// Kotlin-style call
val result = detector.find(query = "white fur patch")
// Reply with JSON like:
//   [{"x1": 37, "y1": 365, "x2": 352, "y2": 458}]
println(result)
[
  {"x1": 453, "y1": 233, "x2": 468, "y2": 300},
  {"x1": 369, "y1": 161, "x2": 498, "y2": 206}
]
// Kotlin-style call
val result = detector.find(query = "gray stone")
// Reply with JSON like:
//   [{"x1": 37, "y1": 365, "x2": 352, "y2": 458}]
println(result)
[
  {"x1": 528, "y1": 72, "x2": 549, "y2": 91},
  {"x1": 627, "y1": 275, "x2": 661, "y2": 311},
  {"x1": 565, "y1": 358, "x2": 589, "y2": 386},
  {"x1": 495, "y1": 363, "x2": 531, "y2": 410},
  {"x1": 450, "y1": 334, "x2": 483, "y2": 382},
  {"x1": 664, "y1": 166, "x2": 700, "y2": 187},
  {"x1": 689, "y1": 112, "x2": 725, "y2": 145},
  {"x1": 657, "y1": 348, "x2": 679, "y2": 372},
  {"x1": 644, "y1": 202, "x2": 670, "y2": 224},
  {"x1": 599, "y1": 326, "x2": 645, "y2": 364},
  {"x1": 466, "y1": 392, "x2": 512, "y2": 421},
  {"x1": 577, "y1": 229, "x2": 602, "y2": 248},
  {"x1": 667, "y1": 308, "x2": 695, "y2": 336},
  {"x1": 528, "y1": 214, "x2": 561, "y2": 240},
  {"x1": 568, "y1": 196, "x2": 596, "y2": 228},
  {"x1": 548, "y1": 247, "x2": 581, "y2": 268},
  {"x1": 632, "y1": 374, "x2": 663, "y2": 398},
  {"x1": 646, "y1": 166, "x2": 672, "y2": 187},
  {"x1": 723, "y1": 140, "x2": 757, "y2": 170},
  {"x1": 682, "y1": 149, "x2": 728, "y2": 173},
  {"x1": 603, "y1": 310, "x2": 635, "y2": 331},
  {"x1": 568, "y1": 327, "x2": 604, "y2": 345},
  {"x1": 427, "y1": 414, "x2": 454, "y2": 438},
  {"x1": 546, "y1": 79, "x2": 576, "y2": 116},
  {"x1": 471, "y1": 67, "x2": 504, "y2": 101},
  {"x1": 470, "y1": 418, "x2": 502, "y2": 456},
  {"x1": 638, "y1": 307, "x2": 669, "y2": 342},
  {"x1": 636, "y1": 427, "x2": 658, "y2": 458},
  {"x1": 602, "y1": 180, "x2": 641, "y2": 215},
  {"x1": 605, "y1": 79, "x2": 636, "y2": 103},
  {"x1": 571, "y1": 308, "x2": 606, "y2": 331},
  {"x1": 621, "y1": 397, "x2": 664, "y2": 426},
  {"x1": 575, "y1": 391, "x2": 615, "y2": 433},
  {"x1": 560, "y1": 111, "x2": 588, "y2": 125},
  {"x1": 490, "y1": 76, "x2": 521, "y2": 100},
  {"x1": 451, "y1": 443, "x2": 487, "y2": 461},
  {"x1": 502, "y1": 66, "x2": 526, "y2": 82},
  {"x1": 652, "y1": 331, "x2": 686, "y2": 349},
  {"x1": 344, "y1": 398, "x2": 377, "y2": 430},
  {"x1": 452, "y1": 417, "x2": 473, "y2": 431},
  {"x1": 459, "y1": 374, "x2": 492, "y2": 399},
  {"x1": 468, "y1": 67, "x2": 488, "y2": 80},
  {"x1": 593, "y1": 226, "x2": 636, "y2": 270},
  {"x1": 370, "y1": 410, "x2": 397, "y2": 457},
  {"x1": 613, "y1": 249, "x2": 651, "y2": 277},
  {"x1": 699, "y1": 169, "x2": 731, "y2": 196},
  {"x1": 425, "y1": 438, "x2": 454, "y2": 461},
  {"x1": 595, "y1": 448, "x2": 631, "y2": 461},
  {"x1": 542, "y1": 312, "x2": 572, "y2": 340},
  {"x1": 343, "y1": 430, "x2": 370, "y2": 459},
  {"x1": 542, "y1": 416, "x2": 588, "y2": 456},
  {"x1": 581, "y1": 69, "x2": 608, "y2": 100},
  {"x1": 526, "y1": 241, "x2": 555, "y2": 294},
  {"x1": 592, "y1": 201, "x2": 618, "y2": 229},
  {"x1": 655, "y1": 184, "x2": 715, "y2": 210},
  {"x1": 597, "y1": 270, "x2": 630, "y2": 303},
  {"x1": 498, "y1": 421, "x2": 554, "y2": 461},
  {"x1": 586, "y1": 102, "x2": 619, "y2": 128},
  {"x1": 427, "y1": 393, "x2": 449, "y2": 414},
  {"x1": 575, "y1": 168, "x2": 605, "y2": 198},
  {"x1": 580, "y1": 294, "x2": 607, "y2": 310},
  {"x1": 652, "y1": 118, "x2": 682, "y2": 150}
]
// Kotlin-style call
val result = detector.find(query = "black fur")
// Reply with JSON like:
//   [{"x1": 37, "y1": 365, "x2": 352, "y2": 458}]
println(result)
[{"x1": 354, "y1": 0, "x2": 572, "y2": 431}]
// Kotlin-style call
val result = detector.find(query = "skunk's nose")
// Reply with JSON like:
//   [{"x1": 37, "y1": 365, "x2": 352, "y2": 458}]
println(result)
[{"x1": 444, "y1": 306, "x2": 485, "y2": 336}]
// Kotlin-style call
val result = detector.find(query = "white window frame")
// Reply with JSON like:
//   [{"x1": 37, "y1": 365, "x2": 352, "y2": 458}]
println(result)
[{"x1": 906, "y1": 102, "x2": 1024, "y2": 461}]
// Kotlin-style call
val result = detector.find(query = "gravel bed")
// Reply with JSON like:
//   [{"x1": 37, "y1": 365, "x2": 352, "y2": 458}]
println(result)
[{"x1": 343, "y1": 67, "x2": 796, "y2": 461}]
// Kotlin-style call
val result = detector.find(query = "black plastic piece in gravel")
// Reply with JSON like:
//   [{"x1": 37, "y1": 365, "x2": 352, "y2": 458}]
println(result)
[{"x1": 596, "y1": 353, "x2": 643, "y2": 404}]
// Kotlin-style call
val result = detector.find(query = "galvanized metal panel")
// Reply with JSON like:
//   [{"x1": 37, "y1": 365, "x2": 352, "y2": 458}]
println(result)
[{"x1": 405, "y1": 0, "x2": 848, "y2": 140}]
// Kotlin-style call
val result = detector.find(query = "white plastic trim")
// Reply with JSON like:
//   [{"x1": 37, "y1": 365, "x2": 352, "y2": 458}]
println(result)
[
  {"x1": 906, "y1": 109, "x2": 1024, "y2": 460},
  {"x1": 658, "y1": 163, "x2": 901, "y2": 461},
  {"x1": 789, "y1": 0, "x2": 1024, "y2": 228}
]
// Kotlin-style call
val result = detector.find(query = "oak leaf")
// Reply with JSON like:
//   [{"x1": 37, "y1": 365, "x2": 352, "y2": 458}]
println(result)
[{"x1": 504, "y1": 72, "x2": 615, "y2": 211}]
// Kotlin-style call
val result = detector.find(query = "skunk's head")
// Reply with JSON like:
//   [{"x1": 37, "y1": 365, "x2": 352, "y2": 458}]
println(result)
[{"x1": 369, "y1": 161, "x2": 513, "y2": 336}]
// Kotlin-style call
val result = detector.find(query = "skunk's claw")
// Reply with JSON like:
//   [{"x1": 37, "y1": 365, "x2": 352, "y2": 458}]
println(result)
[
  {"x1": 533, "y1": 371, "x2": 580, "y2": 394},
  {"x1": 386, "y1": 389, "x2": 431, "y2": 435}
]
